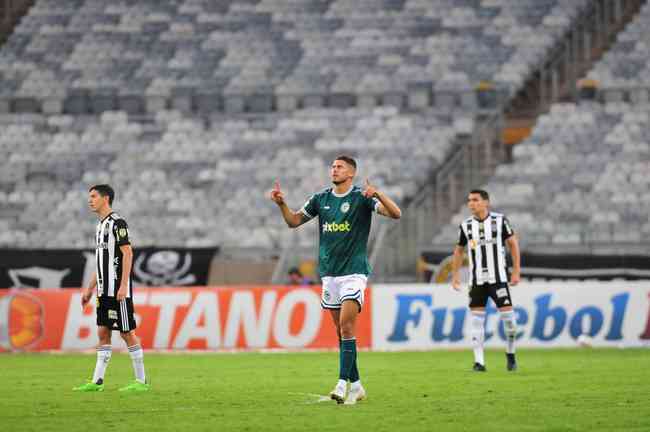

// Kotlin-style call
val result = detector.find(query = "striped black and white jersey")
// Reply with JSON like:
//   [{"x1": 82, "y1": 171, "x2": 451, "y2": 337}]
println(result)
[
  {"x1": 95, "y1": 212, "x2": 132, "y2": 298},
  {"x1": 457, "y1": 212, "x2": 514, "y2": 286}
]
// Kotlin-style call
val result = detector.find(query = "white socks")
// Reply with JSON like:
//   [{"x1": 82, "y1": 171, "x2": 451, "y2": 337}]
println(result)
[
  {"x1": 92, "y1": 345, "x2": 112, "y2": 384},
  {"x1": 500, "y1": 311, "x2": 517, "y2": 354},
  {"x1": 128, "y1": 344, "x2": 146, "y2": 383},
  {"x1": 470, "y1": 311, "x2": 486, "y2": 366},
  {"x1": 470, "y1": 310, "x2": 517, "y2": 365}
]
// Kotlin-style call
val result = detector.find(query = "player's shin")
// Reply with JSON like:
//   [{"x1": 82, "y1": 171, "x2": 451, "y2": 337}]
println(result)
[
  {"x1": 92, "y1": 345, "x2": 112, "y2": 384},
  {"x1": 340, "y1": 337, "x2": 361, "y2": 384},
  {"x1": 339, "y1": 338, "x2": 357, "y2": 381},
  {"x1": 500, "y1": 310, "x2": 517, "y2": 354},
  {"x1": 470, "y1": 311, "x2": 486, "y2": 366},
  {"x1": 128, "y1": 344, "x2": 146, "y2": 383},
  {"x1": 349, "y1": 355, "x2": 360, "y2": 384}
]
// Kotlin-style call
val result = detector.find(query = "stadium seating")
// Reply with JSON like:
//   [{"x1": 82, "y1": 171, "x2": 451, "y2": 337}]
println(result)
[
  {"x1": 0, "y1": 107, "x2": 468, "y2": 248},
  {"x1": 432, "y1": 101, "x2": 650, "y2": 249},
  {"x1": 0, "y1": 0, "x2": 591, "y2": 113},
  {"x1": 586, "y1": 1, "x2": 650, "y2": 102}
]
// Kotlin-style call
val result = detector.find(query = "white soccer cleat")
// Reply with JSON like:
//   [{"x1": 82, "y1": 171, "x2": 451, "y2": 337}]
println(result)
[
  {"x1": 344, "y1": 385, "x2": 366, "y2": 405},
  {"x1": 329, "y1": 382, "x2": 347, "y2": 404}
]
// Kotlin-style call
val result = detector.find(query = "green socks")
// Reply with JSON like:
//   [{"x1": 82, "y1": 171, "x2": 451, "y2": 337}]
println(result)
[{"x1": 339, "y1": 338, "x2": 357, "y2": 381}]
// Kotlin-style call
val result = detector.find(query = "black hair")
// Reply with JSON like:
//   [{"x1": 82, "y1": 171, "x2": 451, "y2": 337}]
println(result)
[
  {"x1": 89, "y1": 184, "x2": 115, "y2": 205},
  {"x1": 468, "y1": 189, "x2": 489, "y2": 201},
  {"x1": 288, "y1": 267, "x2": 302, "y2": 276},
  {"x1": 334, "y1": 155, "x2": 357, "y2": 170}
]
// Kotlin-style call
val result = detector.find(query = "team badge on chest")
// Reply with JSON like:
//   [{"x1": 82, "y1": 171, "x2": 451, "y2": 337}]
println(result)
[{"x1": 341, "y1": 202, "x2": 350, "y2": 213}]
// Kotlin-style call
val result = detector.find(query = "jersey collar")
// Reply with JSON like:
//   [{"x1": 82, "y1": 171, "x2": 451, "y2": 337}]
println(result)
[
  {"x1": 331, "y1": 185, "x2": 354, "y2": 198},
  {"x1": 473, "y1": 211, "x2": 491, "y2": 222},
  {"x1": 100, "y1": 211, "x2": 114, "y2": 223}
]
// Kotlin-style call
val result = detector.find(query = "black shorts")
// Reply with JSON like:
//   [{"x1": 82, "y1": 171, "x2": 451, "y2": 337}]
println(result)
[
  {"x1": 96, "y1": 297, "x2": 137, "y2": 332},
  {"x1": 469, "y1": 282, "x2": 513, "y2": 309}
]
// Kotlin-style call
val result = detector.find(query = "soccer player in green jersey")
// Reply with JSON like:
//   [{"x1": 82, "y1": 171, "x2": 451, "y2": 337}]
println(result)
[{"x1": 270, "y1": 155, "x2": 401, "y2": 404}]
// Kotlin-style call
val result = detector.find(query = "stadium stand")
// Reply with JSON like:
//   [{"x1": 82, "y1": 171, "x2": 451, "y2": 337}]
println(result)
[
  {"x1": 0, "y1": 0, "x2": 597, "y2": 252},
  {"x1": 586, "y1": 1, "x2": 650, "y2": 102},
  {"x1": 426, "y1": 1, "x2": 650, "y2": 255},
  {"x1": 0, "y1": 107, "x2": 468, "y2": 248},
  {"x1": 0, "y1": 0, "x2": 591, "y2": 114},
  {"x1": 1, "y1": 0, "x2": 646, "y2": 281},
  {"x1": 432, "y1": 101, "x2": 650, "y2": 252}
]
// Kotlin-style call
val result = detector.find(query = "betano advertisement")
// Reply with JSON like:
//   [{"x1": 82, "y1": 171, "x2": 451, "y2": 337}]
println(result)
[
  {"x1": 372, "y1": 282, "x2": 650, "y2": 350},
  {"x1": 0, "y1": 286, "x2": 371, "y2": 352},
  {"x1": 1, "y1": 282, "x2": 649, "y2": 352}
]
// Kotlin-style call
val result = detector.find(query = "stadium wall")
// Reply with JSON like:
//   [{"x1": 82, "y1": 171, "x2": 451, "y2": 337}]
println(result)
[
  {"x1": 0, "y1": 248, "x2": 218, "y2": 288},
  {"x1": 1, "y1": 282, "x2": 649, "y2": 352}
]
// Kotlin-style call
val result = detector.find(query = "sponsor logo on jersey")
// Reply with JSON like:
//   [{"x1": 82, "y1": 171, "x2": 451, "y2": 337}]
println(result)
[
  {"x1": 341, "y1": 202, "x2": 350, "y2": 213},
  {"x1": 469, "y1": 239, "x2": 496, "y2": 249},
  {"x1": 322, "y1": 221, "x2": 351, "y2": 233}
]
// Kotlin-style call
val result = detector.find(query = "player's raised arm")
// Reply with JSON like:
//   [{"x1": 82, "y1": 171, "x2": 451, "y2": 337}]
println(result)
[
  {"x1": 362, "y1": 179, "x2": 401, "y2": 219},
  {"x1": 269, "y1": 181, "x2": 311, "y2": 228}
]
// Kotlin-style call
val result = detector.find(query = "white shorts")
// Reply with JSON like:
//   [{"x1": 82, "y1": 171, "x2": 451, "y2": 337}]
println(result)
[{"x1": 321, "y1": 274, "x2": 367, "y2": 310}]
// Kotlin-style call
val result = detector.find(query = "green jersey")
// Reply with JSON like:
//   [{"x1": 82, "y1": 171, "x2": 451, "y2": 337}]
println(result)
[{"x1": 300, "y1": 185, "x2": 379, "y2": 278}]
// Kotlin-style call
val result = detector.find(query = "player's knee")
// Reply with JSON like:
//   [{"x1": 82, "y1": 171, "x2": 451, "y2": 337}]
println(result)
[
  {"x1": 340, "y1": 321, "x2": 355, "y2": 339},
  {"x1": 500, "y1": 311, "x2": 517, "y2": 336},
  {"x1": 98, "y1": 327, "x2": 111, "y2": 344},
  {"x1": 470, "y1": 311, "x2": 486, "y2": 340},
  {"x1": 120, "y1": 330, "x2": 137, "y2": 344}
]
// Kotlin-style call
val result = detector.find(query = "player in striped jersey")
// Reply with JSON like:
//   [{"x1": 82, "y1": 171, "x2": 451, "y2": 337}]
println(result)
[
  {"x1": 73, "y1": 184, "x2": 149, "y2": 392},
  {"x1": 451, "y1": 189, "x2": 521, "y2": 372}
]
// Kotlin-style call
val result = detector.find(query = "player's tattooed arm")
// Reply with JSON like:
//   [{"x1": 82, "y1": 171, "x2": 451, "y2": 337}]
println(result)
[
  {"x1": 363, "y1": 179, "x2": 401, "y2": 219},
  {"x1": 295, "y1": 212, "x2": 312, "y2": 227},
  {"x1": 270, "y1": 181, "x2": 313, "y2": 228},
  {"x1": 280, "y1": 208, "x2": 312, "y2": 228}
]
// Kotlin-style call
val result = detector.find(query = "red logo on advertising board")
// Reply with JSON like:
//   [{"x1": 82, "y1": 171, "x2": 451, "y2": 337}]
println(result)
[{"x1": 0, "y1": 293, "x2": 44, "y2": 350}]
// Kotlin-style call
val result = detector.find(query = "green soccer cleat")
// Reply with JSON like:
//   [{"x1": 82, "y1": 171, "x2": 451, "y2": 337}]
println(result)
[
  {"x1": 73, "y1": 381, "x2": 104, "y2": 392},
  {"x1": 118, "y1": 380, "x2": 150, "y2": 392}
]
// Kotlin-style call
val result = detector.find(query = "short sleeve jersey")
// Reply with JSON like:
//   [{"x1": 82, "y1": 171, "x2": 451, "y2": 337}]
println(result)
[
  {"x1": 457, "y1": 212, "x2": 514, "y2": 286},
  {"x1": 300, "y1": 186, "x2": 379, "y2": 278},
  {"x1": 95, "y1": 212, "x2": 132, "y2": 298}
]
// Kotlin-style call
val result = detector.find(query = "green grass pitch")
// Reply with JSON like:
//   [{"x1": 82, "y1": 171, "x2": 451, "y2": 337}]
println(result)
[{"x1": 1, "y1": 349, "x2": 648, "y2": 432}]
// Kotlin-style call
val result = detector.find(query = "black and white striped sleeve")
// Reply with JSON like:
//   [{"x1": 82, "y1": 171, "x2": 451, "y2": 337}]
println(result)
[
  {"x1": 501, "y1": 217, "x2": 514, "y2": 241},
  {"x1": 457, "y1": 224, "x2": 468, "y2": 247},
  {"x1": 113, "y1": 219, "x2": 131, "y2": 246}
]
